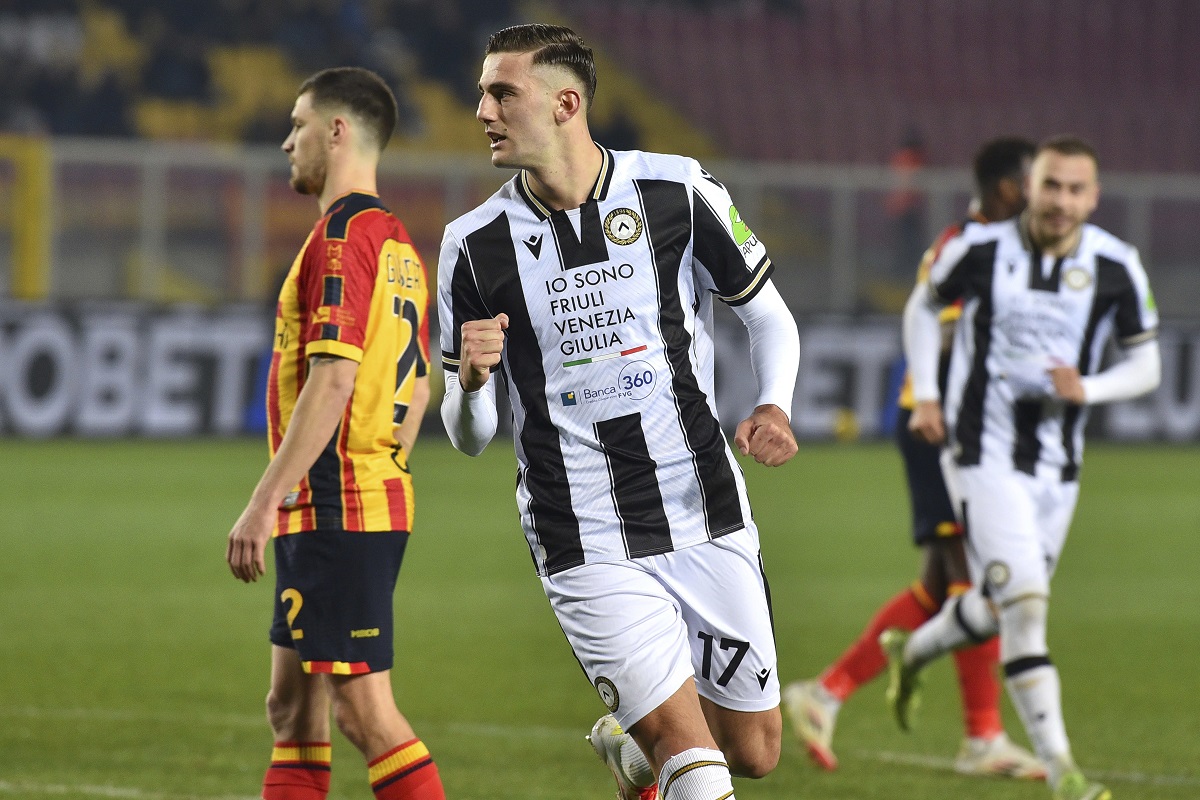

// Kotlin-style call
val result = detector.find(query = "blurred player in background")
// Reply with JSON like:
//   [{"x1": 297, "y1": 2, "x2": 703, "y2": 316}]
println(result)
[
  {"x1": 784, "y1": 137, "x2": 1044, "y2": 778},
  {"x1": 887, "y1": 135, "x2": 1161, "y2": 800},
  {"x1": 225, "y1": 67, "x2": 443, "y2": 800},
  {"x1": 440, "y1": 23, "x2": 800, "y2": 800}
]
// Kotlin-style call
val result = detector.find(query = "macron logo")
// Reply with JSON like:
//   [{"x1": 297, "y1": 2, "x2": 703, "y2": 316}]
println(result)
[{"x1": 524, "y1": 234, "x2": 543, "y2": 259}]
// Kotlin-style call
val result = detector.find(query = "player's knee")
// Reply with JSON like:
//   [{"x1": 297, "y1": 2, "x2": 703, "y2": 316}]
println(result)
[
  {"x1": 722, "y1": 715, "x2": 780, "y2": 779},
  {"x1": 998, "y1": 594, "x2": 1049, "y2": 661}
]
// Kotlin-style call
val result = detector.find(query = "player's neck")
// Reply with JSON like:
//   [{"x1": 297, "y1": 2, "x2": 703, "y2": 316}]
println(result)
[
  {"x1": 525, "y1": 140, "x2": 604, "y2": 212},
  {"x1": 318, "y1": 161, "x2": 379, "y2": 215}
]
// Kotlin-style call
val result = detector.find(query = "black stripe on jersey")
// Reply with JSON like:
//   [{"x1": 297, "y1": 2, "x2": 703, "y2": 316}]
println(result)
[
  {"x1": 548, "y1": 201, "x2": 610, "y2": 270},
  {"x1": 1012, "y1": 400, "x2": 1043, "y2": 475},
  {"x1": 324, "y1": 192, "x2": 384, "y2": 240},
  {"x1": 595, "y1": 413, "x2": 672, "y2": 558},
  {"x1": 1029, "y1": 247, "x2": 1065, "y2": 292},
  {"x1": 1060, "y1": 254, "x2": 1134, "y2": 481},
  {"x1": 463, "y1": 212, "x2": 584, "y2": 573},
  {"x1": 953, "y1": 241, "x2": 999, "y2": 466},
  {"x1": 1097, "y1": 254, "x2": 1151, "y2": 342},
  {"x1": 636, "y1": 178, "x2": 745, "y2": 537},
  {"x1": 323, "y1": 275, "x2": 343, "y2": 306},
  {"x1": 320, "y1": 324, "x2": 339, "y2": 340},
  {"x1": 692, "y1": 188, "x2": 769, "y2": 304},
  {"x1": 444, "y1": 245, "x2": 491, "y2": 370},
  {"x1": 309, "y1": 427, "x2": 344, "y2": 528}
]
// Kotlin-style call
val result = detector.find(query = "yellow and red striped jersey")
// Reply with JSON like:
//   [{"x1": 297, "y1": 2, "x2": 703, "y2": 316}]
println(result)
[
  {"x1": 897, "y1": 214, "x2": 980, "y2": 411},
  {"x1": 268, "y1": 191, "x2": 430, "y2": 534}
]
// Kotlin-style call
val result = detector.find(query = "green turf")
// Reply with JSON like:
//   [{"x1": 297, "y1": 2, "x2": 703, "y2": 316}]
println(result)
[{"x1": 1, "y1": 438, "x2": 1197, "y2": 799}]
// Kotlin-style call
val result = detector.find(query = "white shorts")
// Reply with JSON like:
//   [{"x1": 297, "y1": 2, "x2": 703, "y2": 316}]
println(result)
[
  {"x1": 941, "y1": 454, "x2": 1079, "y2": 605},
  {"x1": 540, "y1": 524, "x2": 779, "y2": 729}
]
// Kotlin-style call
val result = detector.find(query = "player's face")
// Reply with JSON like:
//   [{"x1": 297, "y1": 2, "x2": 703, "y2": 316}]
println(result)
[
  {"x1": 282, "y1": 92, "x2": 329, "y2": 196},
  {"x1": 476, "y1": 51, "x2": 557, "y2": 170},
  {"x1": 1026, "y1": 150, "x2": 1099, "y2": 251}
]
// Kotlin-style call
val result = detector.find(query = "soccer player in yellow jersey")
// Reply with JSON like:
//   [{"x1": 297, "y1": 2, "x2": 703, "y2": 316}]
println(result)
[{"x1": 225, "y1": 67, "x2": 443, "y2": 800}]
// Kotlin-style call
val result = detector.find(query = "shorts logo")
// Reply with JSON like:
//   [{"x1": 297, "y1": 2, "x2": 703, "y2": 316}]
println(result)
[
  {"x1": 604, "y1": 208, "x2": 642, "y2": 246},
  {"x1": 1063, "y1": 266, "x2": 1092, "y2": 290},
  {"x1": 985, "y1": 560, "x2": 1012, "y2": 589},
  {"x1": 594, "y1": 676, "x2": 620, "y2": 712}
]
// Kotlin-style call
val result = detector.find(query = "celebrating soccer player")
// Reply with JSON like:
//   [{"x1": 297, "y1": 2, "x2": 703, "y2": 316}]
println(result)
[
  {"x1": 439, "y1": 23, "x2": 800, "y2": 800},
  {"x1": 225, "y1": 67, "x2": 444, "y2": 800},
  {"x1": 784, "y1": 137, "x2": 1045, "y2": 780},
  {"x1": 886, "y1": 136, "x2": 1161, "y2": 800}
]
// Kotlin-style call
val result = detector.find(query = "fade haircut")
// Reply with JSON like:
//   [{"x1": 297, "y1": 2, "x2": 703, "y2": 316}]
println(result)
[
  {"x1": 485, "y1": 23, "x2": 597, "y2": 106},
  {"x1": 298, "y1": 67, "x2": 398, "y2": 151},
  {"x1": 973, "y1": 136, "x2": 1036, "y2": 195},
  {"x1": 1037, "y1": 135, "x2": 1100, "y2": 170}
]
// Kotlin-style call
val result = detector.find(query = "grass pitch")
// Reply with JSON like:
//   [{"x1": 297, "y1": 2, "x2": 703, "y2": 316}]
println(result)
[{"x1": 0, "y1": 437, "x2": 1197, "y2": 799}]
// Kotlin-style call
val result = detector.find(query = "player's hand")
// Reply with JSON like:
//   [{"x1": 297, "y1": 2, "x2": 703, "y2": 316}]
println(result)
[
  {"x1": 909, "y1": 399, "x2": 945, "y2": 445},
  {"x1": 226, "y1": 503, "x2": 275, "y2": 583},
  {"x1": 460, "y1": 314, "x2": 509, "y2": 393},
  {"x1": 734, "y1": 404, "x2": 798, "y2": 467},
  {"x1": 1049, "y1": 365, "x2": 1085, "y2": 404}
]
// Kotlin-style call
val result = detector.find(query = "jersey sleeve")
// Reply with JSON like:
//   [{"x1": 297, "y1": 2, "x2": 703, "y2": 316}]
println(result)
[
  {"x1": 925, "y1": 229, "x2": 978, "y2": 305},
  {"x1": 689, "y1": 160, "x2": 774, "y2": 306},
  {"x1": 918, "y1": 223, "x2": 966, "y2": 323},
  {"x1": 436, "y1": 226, "x2": 491, "y2": 373},
  {"x1": 1111, "y1": 247, "x2": 1159, "y2": 346},
  {"x1": 300, "y1": 227, "x2": 375, "y2": 363}
]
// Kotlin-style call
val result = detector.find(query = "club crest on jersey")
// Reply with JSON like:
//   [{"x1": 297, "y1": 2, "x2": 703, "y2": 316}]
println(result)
[
  {"x1": 594, "y1": 676, "x2": 620, "y2": 712},
  {"x1": 1063, "y1": 266, "x2": 1092, "y2": 290},
  {"x1": 985, "y1": 560, "x2": 1012, "y2": 589},
  {"x1": 603, "y1": 208, "x2": 642, "y2": 246}
]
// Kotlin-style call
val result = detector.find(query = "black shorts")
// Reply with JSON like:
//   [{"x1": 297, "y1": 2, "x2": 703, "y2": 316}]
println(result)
[
  {"x1": 894, "y1": 407, "x2": 961, "y2": 546},
  {"x1": 269, "y1": 529, "x2": 409, "y2": 674}
]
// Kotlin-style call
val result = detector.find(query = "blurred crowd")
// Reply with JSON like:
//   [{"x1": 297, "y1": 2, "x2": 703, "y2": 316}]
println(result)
[{"x1": 0, "y1": 0, "x2": 515, "y2": 141}]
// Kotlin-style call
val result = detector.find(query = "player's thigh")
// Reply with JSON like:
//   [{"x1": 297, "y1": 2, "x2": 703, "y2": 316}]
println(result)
[
  {"x1": 271, "y1": 529, "x2": 409, "y2": 674},
  {"x1": 662, "y1": 526, "x2": 779, "y2": 716},
  {"x1": 956, "y1": 466, "x2": 1049, "y2": 602},
  {"x1": 1036, "y1": 478, "x2": 1080, "y2": 581},
  {"x1": 541, "y1": 560, "x2": 695, "y2": 731}
]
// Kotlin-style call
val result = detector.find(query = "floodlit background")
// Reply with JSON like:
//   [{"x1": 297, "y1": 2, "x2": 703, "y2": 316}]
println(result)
[{"x1": 0, "y1": 2, "x2": 1197, "y2": 799}]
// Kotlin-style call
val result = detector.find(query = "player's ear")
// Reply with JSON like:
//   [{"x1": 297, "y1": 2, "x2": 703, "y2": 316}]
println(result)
[
  {"x1": 328, "y1": 113, "x2": 350, "y2": 148},
  {"x1": 555, "y1": 87, "x2": 584, "y2": 123}
]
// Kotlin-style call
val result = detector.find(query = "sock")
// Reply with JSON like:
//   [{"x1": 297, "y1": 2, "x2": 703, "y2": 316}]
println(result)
[
  {"x1": 905, "y1": 588, "x2": 997, "y2": 669},
  {"x1": 368, "y1": 738, "x2": 445, "y2": 800},
  {"x1": 618, "y1": 731, "x2": 656, "y2": 788},
  {"x1": 658, "y1": 748, "x2": 735, "y2": 800},
  {"x1": 1004, "y1": 660, "x2": 1071, "y2": 769},
  {"x1": 819, "y1": 584, "x2": 933, "y2": 700},
  {"x1": 263, "y1": 741, "x2": 331, "y2": 800},
  {"x1": 953, "y1": 637, "x2": 1004, "y2": 739}
]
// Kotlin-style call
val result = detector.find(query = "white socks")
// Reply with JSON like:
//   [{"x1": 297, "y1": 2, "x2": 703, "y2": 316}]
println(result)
[
  {"x1": 905, "y1": 589, "x2": 998, "y2": 668},
  {"x1": 1005, "y1": 662, "x2": 1071, "y2": 774},
  {"x1": 658, "y1": 748, "x2": 735, "y2": 800}
]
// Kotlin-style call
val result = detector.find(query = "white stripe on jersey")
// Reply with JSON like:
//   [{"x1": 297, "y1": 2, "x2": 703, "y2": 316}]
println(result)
[
  {"x1": 438, "y1": 147, "x2": 773, "y2": 576},
  {"x1": 927, "y1": 217, "x2": 1158, "y2": 480}
]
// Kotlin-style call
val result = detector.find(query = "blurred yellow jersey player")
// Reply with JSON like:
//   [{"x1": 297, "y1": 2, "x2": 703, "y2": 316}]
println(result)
[{"x1": 269, "y1": 190, "x2": 430, "y2": 534}]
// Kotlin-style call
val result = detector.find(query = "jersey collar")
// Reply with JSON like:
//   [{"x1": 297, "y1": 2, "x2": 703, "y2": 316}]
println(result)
[
  {"x1": 515, "y1": 144, "x2": 614, "y2": 221},
  {"x1": 1018, "y1": 210, "x2": 1084, "y2": 258}
]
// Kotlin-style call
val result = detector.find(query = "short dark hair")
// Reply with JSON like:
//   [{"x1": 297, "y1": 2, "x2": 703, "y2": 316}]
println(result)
[
  {"x1": 485, "y1": 23, "x2": 597, "y2": 106},
  {"x1": 298, "y1": 67, "x2": 398, "y2": 151},
  {"x1": 973, "y1": 136, "x2": 1036, "y2": 195},
  {"x1": 1036, "y1": 135, "x2": 1100, "y2": 170}
]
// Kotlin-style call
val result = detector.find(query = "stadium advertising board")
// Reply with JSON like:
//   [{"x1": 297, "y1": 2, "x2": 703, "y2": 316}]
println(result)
[{"x1": 1, "y1": 303, "x2": 1196, "y2": 441}]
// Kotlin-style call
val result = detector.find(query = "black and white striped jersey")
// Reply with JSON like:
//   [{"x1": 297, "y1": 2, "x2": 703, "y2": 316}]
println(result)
[
  {"x1": 438, "y1": 147, "x2": 775, "y2": 576},
  {"x1": 928, "y1": 216, "x2": 1158, "y2": 480}
]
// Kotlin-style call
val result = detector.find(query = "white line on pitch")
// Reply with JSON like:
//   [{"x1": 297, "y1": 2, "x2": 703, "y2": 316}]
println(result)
[
  {"x1": 863, "y1": 750, "x2": 1200, "y2": 788},
  {"x1": 0, "y1": 781, "x2": 257, "y2": 800}
]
